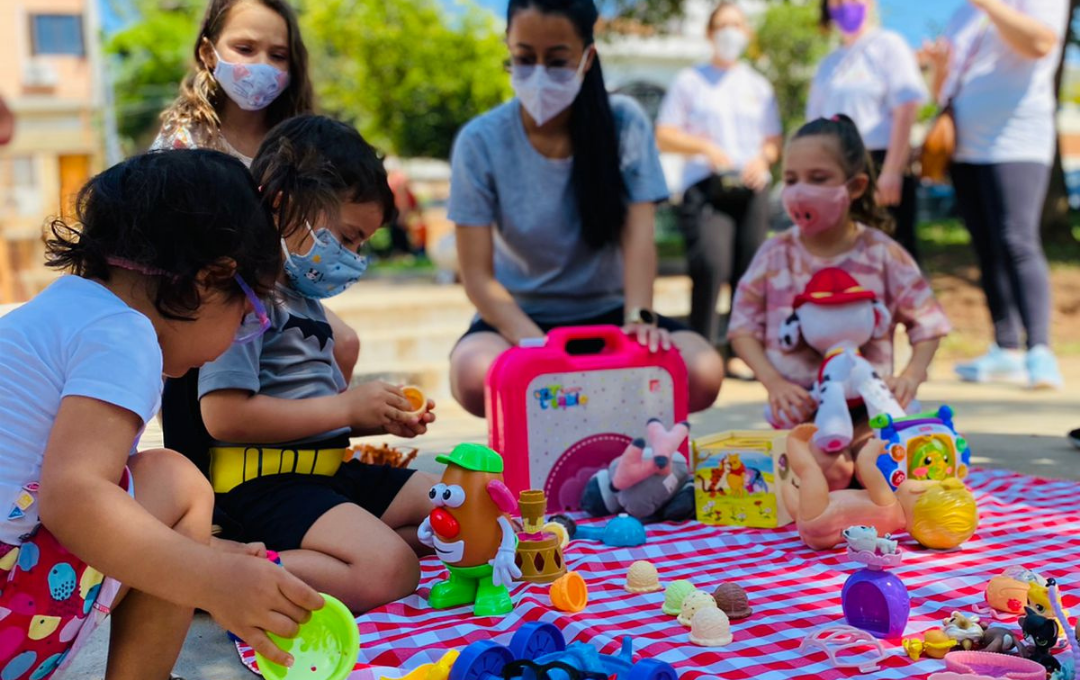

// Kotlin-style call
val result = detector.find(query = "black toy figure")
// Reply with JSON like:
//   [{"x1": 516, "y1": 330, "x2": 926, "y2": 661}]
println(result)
[{"x1": 1018, "y1": 606, "x2": 1061, "y2": 676}]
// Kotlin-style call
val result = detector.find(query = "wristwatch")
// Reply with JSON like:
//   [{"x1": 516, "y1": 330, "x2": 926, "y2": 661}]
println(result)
[{"x1": 625, "y1": 307, "x2": 658, "y2": 327}]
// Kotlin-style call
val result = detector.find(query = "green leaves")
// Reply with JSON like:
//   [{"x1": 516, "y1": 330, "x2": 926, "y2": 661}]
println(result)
[{"x1": 751, "y1": 3, "x2": 832, "y2": 134}]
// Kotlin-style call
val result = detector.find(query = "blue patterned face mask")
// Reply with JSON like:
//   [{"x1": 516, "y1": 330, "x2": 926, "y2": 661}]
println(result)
[
  {"x1": 213, "y1": 48, "x2": 290, "y2": 111},
  {"x1": 282, "y1": 224, "x2": 368, "y2": 299}
]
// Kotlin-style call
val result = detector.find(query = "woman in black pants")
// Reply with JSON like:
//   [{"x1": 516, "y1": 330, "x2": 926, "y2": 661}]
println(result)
[
  {"x1": 655, "y1": 1, "x2": 782, "y2": 368},
  {"x1": 925, "y1": 0, "x2": 1067, "y2": 390}
]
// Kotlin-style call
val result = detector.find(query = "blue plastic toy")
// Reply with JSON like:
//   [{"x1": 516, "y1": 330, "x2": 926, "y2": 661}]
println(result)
[
  {"x1": 870, "y1": 406, "x2": 972, "y2": 491},
  {"x1": 448, "y1": 622, "x2": 677, "y2": 680},
  {"x1": 574, "y1": 514, "x2": 647, "y2": 548}
]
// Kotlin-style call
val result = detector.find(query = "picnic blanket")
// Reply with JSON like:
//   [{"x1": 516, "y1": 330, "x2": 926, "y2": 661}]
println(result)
[{"x1": 237, "y1": 468, "x2": 1080, "y2": 679}]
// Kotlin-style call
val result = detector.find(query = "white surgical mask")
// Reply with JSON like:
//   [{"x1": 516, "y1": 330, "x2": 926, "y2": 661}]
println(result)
[
  {"x1": 511, "y1": 48, "x2": 593, "y2": 127},
  {"x1": 713, "y1": 27, "x2": 749, "y2": 63}
]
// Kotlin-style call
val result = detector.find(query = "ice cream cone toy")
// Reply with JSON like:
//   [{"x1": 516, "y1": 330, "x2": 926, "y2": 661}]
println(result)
[
  {"x1": 625, "y1": 561, "x2": 662, "y2": 594},
  {"x1": 662, "y1": 580, "x2": 696, "y2": 616},
  {"x1": 550, "y1": 571, "x2": 589, "y2": 613},
  {"x1": 713, "y1": 582, "x2": 752, "y2": 620},
  {"x1": 678, "y1": 590, "x2": 718, "y2": 627},
  {"x1": 689, "y1": 608, "x2": 733, "y2": 647},
  {"x1": 514, "y1": 490, "x2": 566, "y2": 584},
  {"x1": 401, "y1": 385, "x2": 428, "y2": 416}
]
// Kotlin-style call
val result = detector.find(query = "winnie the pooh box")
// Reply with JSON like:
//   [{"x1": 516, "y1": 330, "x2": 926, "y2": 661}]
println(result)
[{"x1": 486, "y1": 326, "x2": 689, "y2": 512}]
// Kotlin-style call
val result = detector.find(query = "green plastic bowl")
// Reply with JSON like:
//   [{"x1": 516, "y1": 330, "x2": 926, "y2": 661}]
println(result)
[{"x1": 255, "y1": 594, "x2": 360, "y2": 680}]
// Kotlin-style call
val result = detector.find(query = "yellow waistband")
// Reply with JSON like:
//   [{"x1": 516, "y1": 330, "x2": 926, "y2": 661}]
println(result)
[{"x1": 209, "y1": 446, "x2": 346, "y2": 494}]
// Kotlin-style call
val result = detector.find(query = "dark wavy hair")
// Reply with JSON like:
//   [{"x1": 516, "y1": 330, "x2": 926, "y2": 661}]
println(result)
[
  {"x1": 251, "y1": 115, "x2": 396, "y2": 240},
  {"x1": 507, "y1": 0, "x2": 628, "y2": 249},
  {"x1": 45, "y1": 150, "x2": 282, "y2": 320},
  {"x1": 792, "y1": 115, "x2": 893, "y2": 232}
]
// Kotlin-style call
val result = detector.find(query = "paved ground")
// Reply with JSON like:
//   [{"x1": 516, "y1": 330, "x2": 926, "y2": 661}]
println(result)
[{"x1": 59, "y1": 360, "x2": 1080, "y2": 680}]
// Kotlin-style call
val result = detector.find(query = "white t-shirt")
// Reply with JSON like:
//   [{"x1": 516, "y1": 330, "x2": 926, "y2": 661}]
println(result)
[
  {"x1": 0, "y1": 276, "x2": 163, "y2": 545},
  {"x1": 945, "y1": 0, "x2": 1069, "y2": 165},
  {"x1": 807, "y1": 29, "x2": 929, "y2": 152},
  {"x1": 656, "y1": 62, "x2": 782, "y2": 192}
]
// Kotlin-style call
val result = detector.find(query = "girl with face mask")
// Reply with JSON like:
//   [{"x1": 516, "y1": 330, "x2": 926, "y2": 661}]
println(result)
[
  {"x1": 728, "y1": 116, "x2": 950, "y2": 449},
  {"x1": 447, "y1": 0, "x2": 724, "y2": 418},
  {"x1": 807, "y1": 0, "x2": 928, "y2": 262},
  {"x1": 164, "y1": 115, "x2": 440, "y2": 615},
  {"x1": 655, "y1": 1, "x2": 783, "y2": 375}
]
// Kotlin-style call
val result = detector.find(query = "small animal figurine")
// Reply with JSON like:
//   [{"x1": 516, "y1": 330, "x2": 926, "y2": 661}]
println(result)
[
  {"x1": 943, "y1": 612, "x2": 984, "y2": 651},
  {"x1": 979, "y1": 624, "x2": 1018, "y2": 654},
  {"x1": 842, "y1": 525, "x2": 898, "y2": 556},
  {"x1": 418, "y1": 444, "x2": 522, "y2": 617},
  {"x1": 774, "y1": 268, "x2": 906, "y2": 453},
  {"x1": 581, "y1": 420, "x2": 694, "y2": 521},
  {"x1": 1018, "y1": 606, "x2": 1061, "y2": 675}
]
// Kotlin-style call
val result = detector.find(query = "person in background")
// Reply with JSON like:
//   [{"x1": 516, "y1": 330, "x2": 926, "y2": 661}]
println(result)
[
  {"x1": 923, "y1": 0, "x2": 1067, "y2": 390},
  {"x1": 449, "y1": 0, "x2": 724, "y2": 418},
  {"x1": 0, "y1": 95, "x2": 13, "y2": 145},
  {"x1": 153, "y1": 0, "x2": 360, "y2": 382},
  {"x1": 656, "y1": 1, "x2": 782, "y2": 379},
  {"x1": 808, "y1": 0, "x2": 928, "y2": 262}
]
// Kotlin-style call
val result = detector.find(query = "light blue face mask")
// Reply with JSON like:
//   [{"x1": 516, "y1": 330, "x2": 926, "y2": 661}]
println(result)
[{"x1": 282, "y1": 224, "x2": 368, "y2": 299}]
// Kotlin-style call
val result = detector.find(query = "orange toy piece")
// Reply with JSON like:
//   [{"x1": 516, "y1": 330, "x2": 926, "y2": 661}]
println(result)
[
  {"x1": 550, "y1": 572, "x2": 588, "y2": 613},
  {"x1": 418, "y1": 444, "x2": 521, "y2": 618},
  {"x1": 402, "y1": 385, "x2": 428, "y2": 416}
]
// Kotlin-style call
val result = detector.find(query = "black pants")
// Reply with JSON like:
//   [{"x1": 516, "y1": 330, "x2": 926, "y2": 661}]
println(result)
[
  {"x1": 678, "y1": 175, "x2": 769, "y2": 344},
  {"x1": 950, "y1": 162, "x2": 1053, "y2": 350},
  {"x1": 869, "y1": 149, "x2": 919, "y2": 262}
]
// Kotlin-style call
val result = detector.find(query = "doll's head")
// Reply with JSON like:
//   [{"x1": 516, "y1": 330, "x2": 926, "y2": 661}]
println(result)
[{"x1": 905, "y1": 478, "x2": 978, "y2": 550}]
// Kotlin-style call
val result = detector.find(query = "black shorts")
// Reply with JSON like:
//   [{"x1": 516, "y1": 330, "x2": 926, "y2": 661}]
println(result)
[
  {"x1": 215, "y1": 460, "x2": 416, "y2": 552},
  {"x1": 459, "y1": 305, "x2": 687, "y2": 342}
]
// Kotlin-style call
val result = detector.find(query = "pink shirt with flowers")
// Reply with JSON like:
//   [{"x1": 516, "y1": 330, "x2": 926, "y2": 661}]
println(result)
[{"x1": 728, "y1": 225, "x2": 951, "y2": 389}]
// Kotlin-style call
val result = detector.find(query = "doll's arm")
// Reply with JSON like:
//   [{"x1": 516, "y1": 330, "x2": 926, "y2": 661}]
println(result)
[{"x1": 855, "y1": 439, "x2": 897, "y2": 507}]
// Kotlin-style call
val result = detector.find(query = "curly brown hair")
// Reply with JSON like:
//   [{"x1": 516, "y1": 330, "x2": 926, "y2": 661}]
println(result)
[{"x1": 158, "y1": 0, "x2": 314, "y2": 150}]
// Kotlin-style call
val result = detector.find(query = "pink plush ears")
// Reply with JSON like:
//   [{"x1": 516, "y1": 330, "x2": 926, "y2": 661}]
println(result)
[
  {"x1": 779, "y1": 312, "x2": 802, "y2": 351},
  {"x1": 646, "y1": 419, "x2": 691, "y2": 459},
  {"x1": 487, "y1": 480, "x2": 517, "y2": 514},
  {"x1": 871, "y1": 301, "x2": 892, "y2": 339}
]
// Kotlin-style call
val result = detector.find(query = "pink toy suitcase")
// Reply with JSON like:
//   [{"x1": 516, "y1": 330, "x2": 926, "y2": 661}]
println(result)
[{"x1": 485, "y1": 325, "x2": 689, "y2": 512}]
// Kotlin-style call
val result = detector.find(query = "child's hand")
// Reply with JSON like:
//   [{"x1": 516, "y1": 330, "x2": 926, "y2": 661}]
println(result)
[
  {"x1": 211, "y1": 536, "x2": 267, "y2": 558},
  {"x1": 383, "y1": 399, "x2": 437, "y2": 439},
  {"x1": 764, "y1": 377, "x2": 815, "y2": 427},
  {"x1": 343, "y1": 381, "x2": 417, "y2": 434},
  {"x1": 886, "y1": 371, "x2": 924, "y2": 410},
  {"x1": 204, "y1": 553, "x2": 324, "y2": 669}
]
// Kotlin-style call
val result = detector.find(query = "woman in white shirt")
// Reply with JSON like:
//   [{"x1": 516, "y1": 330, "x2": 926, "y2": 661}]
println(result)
[
  {"x1": 655, "y1": 1, "x2": 782, "y2": 359},
  {"x1": 807, "y1": 0, "x2": 928, "y2": 260},
  {"x1": 925, "y1": 0, "x2": 1067, "y2": 389}
]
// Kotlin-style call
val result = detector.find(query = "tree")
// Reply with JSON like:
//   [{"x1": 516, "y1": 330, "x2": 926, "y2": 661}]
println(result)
[
  {"x1": 302, "y1": 0, "x2": 511, "y2": 159},
  {"x1": 1041, "y1": 0, "x2": 1080, "y2": 242},
  {"x1": 105, "y1": 0, "x2": 202, "y2": 152},
  {"x1": 750, "y1": 2, "x2": 831, "y2": 133}
]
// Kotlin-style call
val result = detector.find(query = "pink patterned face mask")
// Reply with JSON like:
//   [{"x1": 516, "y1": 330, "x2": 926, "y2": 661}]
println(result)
[{"x1": 782, "y1": 183, "x2": 852, "y2": 236}]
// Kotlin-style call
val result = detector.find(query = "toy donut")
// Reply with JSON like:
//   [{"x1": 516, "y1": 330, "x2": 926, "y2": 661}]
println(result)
[{"x1": 550, "y1": 572, "x2": 588, "y2": 613}]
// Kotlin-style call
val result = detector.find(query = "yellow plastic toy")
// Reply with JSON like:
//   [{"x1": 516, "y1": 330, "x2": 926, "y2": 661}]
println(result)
[
  {"x1": 902, "y1": 628, "x2": 956, "y2": 660},
  {"x1": 381, "y1": 650, "x2": 460, "y2": 680}
]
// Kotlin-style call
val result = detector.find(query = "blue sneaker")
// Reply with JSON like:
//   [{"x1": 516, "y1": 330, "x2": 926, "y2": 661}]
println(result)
[
  {"x1": 954, "y1": 345, "x2": 1026, "y2": 383},
  {"x1": 1026, "y1": 344, "x2": 1063, "y2": 390}
]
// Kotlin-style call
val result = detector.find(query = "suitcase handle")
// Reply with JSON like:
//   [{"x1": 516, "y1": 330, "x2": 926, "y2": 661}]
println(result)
[{"x1": 545, "y1": 325, "x2": 634, "y2": 355}]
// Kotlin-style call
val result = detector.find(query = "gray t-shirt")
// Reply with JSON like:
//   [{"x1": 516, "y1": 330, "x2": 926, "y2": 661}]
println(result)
[
  {"x1": 199, "y1": 284, "x2": 349, "y2": 445},
  {"x1": 448, "y1": 94, "x2": 670, "y2": 322}
]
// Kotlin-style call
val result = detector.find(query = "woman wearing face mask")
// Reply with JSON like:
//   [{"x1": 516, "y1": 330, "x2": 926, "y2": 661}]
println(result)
[
  {"x1": 922, "y1": 0, "x2": 1067, "y2": 391},
  {"x1": 448, "y1": 0, "x2": 724, "y2": 418},
  {"x1": 655, "y1": 1, "x2": 782, "y2": 371},
  {"x1": 807, "y1": 0, "x2": 928, "y2": 261},
  {"x1": 156, "y1": 0, "x2": 362, "y2": 457},
  {"x1": 729, "y1": 115, "x2": 949, "y2": 457}
]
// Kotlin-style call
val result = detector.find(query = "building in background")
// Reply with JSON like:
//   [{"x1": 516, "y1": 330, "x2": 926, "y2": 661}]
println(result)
[{"x1": 0, "y1": 0, "x2": 105, "y2": 302}]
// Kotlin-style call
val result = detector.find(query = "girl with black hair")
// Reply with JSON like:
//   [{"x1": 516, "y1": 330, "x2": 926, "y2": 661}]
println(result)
[
  {"x1": 729, "y1": 116, "x2": 950, "y2": 453},
  {"x1": 169, "y1": 115, "x2": 437, "y2": 614},
  {"x1": 0, "y1": 150, "x2": 322, "y2": 676},
  {"x1": 449, "y1": 0, "x2": 724, "y2": 417}
]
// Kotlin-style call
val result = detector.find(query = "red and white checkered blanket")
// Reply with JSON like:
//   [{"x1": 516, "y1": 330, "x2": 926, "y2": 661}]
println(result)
[{"x1": 238, "y1": 469, "x2": 1080, "y2": 679}]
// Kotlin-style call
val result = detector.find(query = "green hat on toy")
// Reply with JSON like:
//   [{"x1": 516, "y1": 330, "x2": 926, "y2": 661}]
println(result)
[{"x1": 436, "y1": 443, "x2": 504, "y2": 474}]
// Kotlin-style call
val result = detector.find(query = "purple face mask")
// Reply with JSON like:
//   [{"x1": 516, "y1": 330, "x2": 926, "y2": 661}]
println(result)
[{"x1": 829, "y1": 2, "x2": 867, "y2": 35}]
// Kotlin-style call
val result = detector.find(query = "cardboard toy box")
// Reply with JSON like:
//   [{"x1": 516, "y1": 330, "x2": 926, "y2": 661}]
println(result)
[{"x1": 692, "y1": 430, "x2": 793, "y2": 529}]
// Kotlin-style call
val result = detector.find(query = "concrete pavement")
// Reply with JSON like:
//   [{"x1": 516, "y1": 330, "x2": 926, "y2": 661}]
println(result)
[{"x1": 59, "y1": 359, "x2": 1080, "y2": 680}]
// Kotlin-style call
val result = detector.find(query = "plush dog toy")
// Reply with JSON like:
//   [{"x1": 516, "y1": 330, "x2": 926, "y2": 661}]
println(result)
[
  {"x1": 774, "y1": 268, "x2": 906, "y2": 453},
  {"x1": 580, "y1": 419, "x2": 694, "y2": 521}
]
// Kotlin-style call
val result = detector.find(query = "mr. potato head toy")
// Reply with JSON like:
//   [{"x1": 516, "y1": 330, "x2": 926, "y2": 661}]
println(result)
[{"x1": 417, "y1": 444, "x2": 521, "y2": 617}]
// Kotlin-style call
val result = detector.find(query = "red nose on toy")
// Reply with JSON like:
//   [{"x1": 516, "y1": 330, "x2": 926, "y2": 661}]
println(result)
[{"x1": 430, "y1": 508, "x2": 460, "y2": 538}]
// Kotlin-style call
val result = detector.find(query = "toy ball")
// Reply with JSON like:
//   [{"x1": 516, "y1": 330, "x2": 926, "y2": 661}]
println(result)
[{"x1": 256, "y1": 594, "x2": 360, "y2": 680}]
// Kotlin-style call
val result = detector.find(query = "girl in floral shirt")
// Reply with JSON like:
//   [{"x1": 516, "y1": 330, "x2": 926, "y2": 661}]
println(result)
[{"x1": 729, "y1": 115, "x2": 950, "y2": 439}]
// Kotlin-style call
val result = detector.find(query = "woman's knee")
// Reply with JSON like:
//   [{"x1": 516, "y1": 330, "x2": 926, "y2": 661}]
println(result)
[
  {"x1": 673, "y1": 332, "x2": 724, "y2": 411},
  {"x1": 450, "y1": 336, "x2": 505, "y2": 417}
]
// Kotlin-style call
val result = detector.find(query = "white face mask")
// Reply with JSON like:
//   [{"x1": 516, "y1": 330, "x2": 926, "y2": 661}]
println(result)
[
  {"x1": 511, "y1": 47, "x2": 593, "y2": 127},
  {"x1": 713, "y1": 27, "x2": 749, "y2": 63}
]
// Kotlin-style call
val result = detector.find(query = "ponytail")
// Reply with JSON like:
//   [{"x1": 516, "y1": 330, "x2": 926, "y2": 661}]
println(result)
[
  {"x1": 508, "y1": 0, "x2": 628, "y2": 249},
  {"x1": 793, "y1": 114, "x2": 894, "y2": 233}
]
